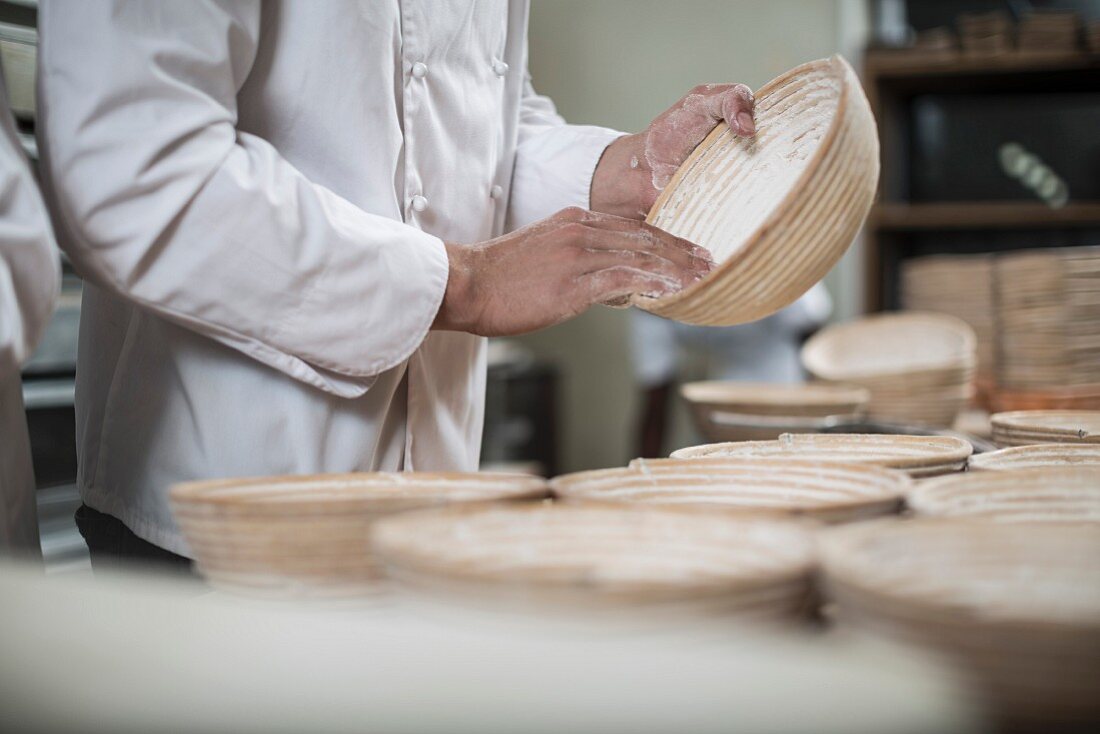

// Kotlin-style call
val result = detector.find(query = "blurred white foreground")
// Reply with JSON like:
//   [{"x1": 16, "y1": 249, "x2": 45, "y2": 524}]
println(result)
[{"x1": 0, "y1": 560, "x2": 981, "y2": 734}]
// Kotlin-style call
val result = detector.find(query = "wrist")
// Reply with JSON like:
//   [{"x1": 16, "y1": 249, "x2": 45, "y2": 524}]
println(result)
[
  {"x1": 590, "y1": 133, "x2": 652, "y2": 220},
  {"x1": 433, "y1": 242, "x2": 479, "y2": 332}
]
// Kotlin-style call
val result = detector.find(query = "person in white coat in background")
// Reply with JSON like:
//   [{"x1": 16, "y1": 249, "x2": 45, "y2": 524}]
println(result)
[
  {"x1": 37, "y1": 0, "x2": 757, "y2": 569},
  {"x1": 0, "y1": 69, "x2": 60, "y2": 561},
  {"x1": 630, "y1": 284, "x2": 832, "y2": 458}
]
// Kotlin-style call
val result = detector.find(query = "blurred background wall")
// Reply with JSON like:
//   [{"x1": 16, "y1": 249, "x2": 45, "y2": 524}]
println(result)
[{"x1": 519, "y1": 0, "x2": 869, "y2": 472}]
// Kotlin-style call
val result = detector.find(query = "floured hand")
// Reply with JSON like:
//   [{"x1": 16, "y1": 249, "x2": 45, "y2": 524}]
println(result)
[
  {"x1": 591, "y1": 83, "x2": 756, "y2": 221},
  {"x1": 433, "y1": 207, "x2": 714, "y2": 336}
]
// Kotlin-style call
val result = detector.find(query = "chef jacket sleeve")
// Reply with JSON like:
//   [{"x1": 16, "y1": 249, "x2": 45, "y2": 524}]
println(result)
[
  {"x1": 0, "y1": 72, "x2": 59, "y2": 378},
  {"x1": 36, "y1": 0, "x2": 449, "y2": 398},
  {"x1": 506, "y1": 71, "x2": 626, "y2": 231}
]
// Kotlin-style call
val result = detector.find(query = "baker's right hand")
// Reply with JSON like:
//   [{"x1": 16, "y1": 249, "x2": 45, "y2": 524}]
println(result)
[{"x1": 432, "y1": 207, "x2": 713, "y2": 336}]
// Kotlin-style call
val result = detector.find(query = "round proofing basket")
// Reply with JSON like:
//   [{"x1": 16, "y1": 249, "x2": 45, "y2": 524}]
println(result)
[
  {"x1": 371, "y1": 503, "x2": 816, "y2": 622},
  {"x1": 819, "y1": 519, "x2": 1100, "y2": 728},
  {"x1": 801, "y1": 312, "x2": 978, "y2": 381},
  {"x1": 170, "y1": 472, "x2": 549, "y2": 598},
  {"x1": 669, "y1": 434, "x2": 973, "y2": 479},
  {"x1": 968, "y1": 444, "x2": 1100, "y2": 471},
  {"x1": 551, "y1": 459, "x2": 909, "y2": 524},
  {"x1": 908, "y1": 466, "x2": 1100, "y2": 523},
  {"x1": 990, "y1": 410, "x2": 1100, "y2": 448},
  {"x1": 632, "y1": 55, "x2": 879, "y2": 325}
]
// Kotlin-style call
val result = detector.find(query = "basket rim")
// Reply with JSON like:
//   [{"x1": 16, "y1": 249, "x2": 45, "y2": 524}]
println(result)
[
  {"x1": 680, "y1": 380, "x2": 871, "y2": 407},
  {"x1": 669, "y1": 433, "x2": 974, "y2": 467},
  {"x1": 169, "y1": 471, "x2": 549, "y2": 510},
  {"x1": 550, "y1": 459, "x2": 910, "y2": 516},
  {"x1": 990, "y1": 410, "x2": 1100, "y2": 437}
]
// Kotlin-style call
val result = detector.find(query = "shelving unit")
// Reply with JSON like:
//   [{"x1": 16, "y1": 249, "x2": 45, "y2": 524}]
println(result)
[
  {"x1": 861, "y1": 48, "x2": 1100, "y2": 310},
  {"x1": 871, "y1": 201, "x2": 1100, "y2": 230}
]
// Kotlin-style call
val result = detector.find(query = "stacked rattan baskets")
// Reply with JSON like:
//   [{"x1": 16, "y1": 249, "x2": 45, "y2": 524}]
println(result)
[
  {"x1": 170, "y1": 472, "x2": 547, "y2": 597},
  {"x1": 551, "y1": 459, "x2": 909, "y2": 524},
  {"x1": 968, "y1": 443, "x2": 1100, "y2": 471},
  {"x1": 996, "y1": 247, "x2": 1100, "y2": 391},
  {"x1": 801, "y1": 312, "x2": 978, "y2": 427},
  {"x1": 371, "y1": 503, "x2": 816, "y2": 622},
  {"x1": 680, "y1": 381, "x2": 869, "y2": 442},
  {"x1": 908, "y1": 466, "x2": 1100, "y2": 523},
  {"x1": 990, "y1": 410, "x2": 1100, "y2": 448},
  {"x1": 901, "y1": 254, "x2": 996, "y2": 392},
  {"x1": 670, "y1": 434, "x2": 972, "y2": 479},
  {"x1": 820, "y1": 520, "x2": 1100, "y2": 729},
  {"x1": 633, "y1": 55, "x2": 878, "y2": 325}
]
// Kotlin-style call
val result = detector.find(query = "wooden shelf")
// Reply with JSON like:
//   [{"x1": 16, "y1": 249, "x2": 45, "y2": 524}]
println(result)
[
  {"x1": 864, "y1": 49, "x2": 1100, "y2": 80},
  {"x1": 870, "y1": 202, "x2": 1100, "y2": 231}
]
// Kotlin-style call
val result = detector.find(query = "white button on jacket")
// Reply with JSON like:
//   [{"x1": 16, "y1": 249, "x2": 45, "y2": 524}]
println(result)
[
  {"x1": 37, "y1": 0, "x2": 622, "y2": 556},
  {"x1": 0, "y1": 71, "x2": 60, "y2": 559}
]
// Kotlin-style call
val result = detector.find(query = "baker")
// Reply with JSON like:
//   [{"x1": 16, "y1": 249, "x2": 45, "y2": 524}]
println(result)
[
  {"x1": 0, "y1": 65, "x2": 60, "y2": 562},
  {"x1": 37, "y1": 0, "x2": 756, "y2": 568}
]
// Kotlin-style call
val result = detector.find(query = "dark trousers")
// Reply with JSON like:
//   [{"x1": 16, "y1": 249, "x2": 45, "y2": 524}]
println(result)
[{"x1": 75, "y1": 504, "x2": 193, "y2": 575}]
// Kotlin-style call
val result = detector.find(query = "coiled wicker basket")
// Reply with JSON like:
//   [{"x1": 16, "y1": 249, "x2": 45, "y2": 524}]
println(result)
[
  {"x1": 634, "y1": 55, "x2": 879, "y2": 325},
  {"x1": 552, "y1": 459, "x2": 909, "y2": 524},
  {"x1": 670, "y1": 434, "x2": 972, "y2": 479},
  {"x1": 171, "y1": 472, "x2": 548, "y2": 598},
  {"x1": 820, "y1": 520, "x2": 1100, "y2": 729},
  {"x1": 371, "y1": 503, "x2": 816, "y2": 622},
  {"x1": 908, "y1": 466, "x2": 1100, "y2": 523},
  {"x1": 968, "y1": 443, "x2": 1100, "y2": 471}
]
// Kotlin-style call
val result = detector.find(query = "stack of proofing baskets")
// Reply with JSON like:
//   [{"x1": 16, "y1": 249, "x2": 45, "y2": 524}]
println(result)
[
  {"x1": 901, "y1": 255, "x2": 996, "y2": 395},
  {"x1": 901, "y1": 246, "x2": 1100, "y2": 410},
  {"x1": 170, "y1": 472, "x2": 548, "y2": 597},
  {"x1": 996, "y1": 247, "x2": 1100, "y2": 393},
  {"x1": 800, "y1": 312, "x2": 978, "y2": 427}
]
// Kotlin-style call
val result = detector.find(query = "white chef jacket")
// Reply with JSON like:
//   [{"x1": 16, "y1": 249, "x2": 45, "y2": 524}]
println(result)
[
  {"x1": 0, "y1": 71, "x2": 60, "y2": 559},
  {"x1": 37, "y1": 0, "x2": 622, "y2": 556}
]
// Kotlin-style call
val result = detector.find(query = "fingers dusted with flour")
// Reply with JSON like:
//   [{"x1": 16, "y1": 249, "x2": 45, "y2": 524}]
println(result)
[
  {"x1": 432, "y1": 207, "x2": 713, "y2": 336},
  {"x1": 591, "y1": 82, "x2": 757, "y2": 220}
]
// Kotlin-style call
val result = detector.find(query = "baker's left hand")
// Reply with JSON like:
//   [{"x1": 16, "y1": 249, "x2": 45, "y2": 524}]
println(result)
[{"x1": 591, "y1": 83, "x2": 756, "y2": 221}]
